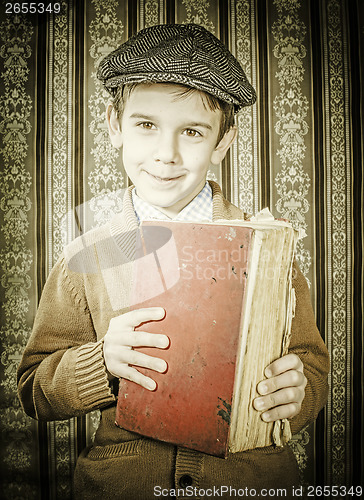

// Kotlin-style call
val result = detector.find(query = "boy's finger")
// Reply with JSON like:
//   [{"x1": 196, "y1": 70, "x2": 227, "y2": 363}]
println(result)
[
  {"x1": 115, "y1": 307, "x2": 166, "y2": 329},
  {"x1": 118, "y1": 365, "x2": 158, "y2": 391},
  {"x1": 264, "y1": 353, "x2": 303, "y2": 378},
  {"x1": 257, "y1": 370, "x2": 306, "y2": 396},
  {"x1": 260, "y1": 402, "x2": 301, "y2": 423},
  {"x1": 254, "y1": 386, "x2": 305, "y2": 412},
  {"x1": 120, "y1": 331, "x2": 170, "y2": 349},
  {"x1": 119, "y1": 348, "x2": 168, "y2": 373}
]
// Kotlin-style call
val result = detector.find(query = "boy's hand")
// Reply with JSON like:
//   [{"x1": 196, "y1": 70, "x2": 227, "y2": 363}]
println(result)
[
  {"x1": 253, "y1": 353, "x2": 307, "y2": 422},
  {"x1": 103, "y1": 307, "x2": 169, "y2": 391}
]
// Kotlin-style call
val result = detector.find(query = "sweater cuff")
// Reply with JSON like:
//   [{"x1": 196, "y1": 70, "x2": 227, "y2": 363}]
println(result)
[{"x1": 75, "y1": 340, "x2": 115, "y2": 408}]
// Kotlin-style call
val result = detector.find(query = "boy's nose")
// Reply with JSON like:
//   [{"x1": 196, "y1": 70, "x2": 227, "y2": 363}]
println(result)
[{"x1": 153, "y1": 133, "x2": 179, "y2": 164}]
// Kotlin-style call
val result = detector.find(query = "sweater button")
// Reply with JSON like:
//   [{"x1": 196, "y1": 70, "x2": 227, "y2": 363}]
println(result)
[{"x1": 179, "y1": 474, "x2": 193, "y2": 488}]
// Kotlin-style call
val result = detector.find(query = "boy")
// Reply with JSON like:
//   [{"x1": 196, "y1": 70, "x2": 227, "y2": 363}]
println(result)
[{"x1": 17, "y1": 24, "x2": 329, "y2": 499}]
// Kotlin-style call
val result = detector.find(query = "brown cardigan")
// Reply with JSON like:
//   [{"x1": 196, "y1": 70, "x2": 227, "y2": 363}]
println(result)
[{"x1": 17, "y1": 182, "x2": 329, "y2": 499}]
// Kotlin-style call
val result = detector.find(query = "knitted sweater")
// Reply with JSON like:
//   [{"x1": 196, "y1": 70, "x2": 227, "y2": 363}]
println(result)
[{"x1": 17, "y1": 182, "x2": 329, "y2": 499}]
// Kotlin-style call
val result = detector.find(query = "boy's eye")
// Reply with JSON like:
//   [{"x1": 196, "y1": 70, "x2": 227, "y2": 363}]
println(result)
[
  {"x1": 183, "y1": 129, "x2": 201, "y2": 137},
  {"x1": 138, "y1": 122, "x2": 155, "y2": 130}
]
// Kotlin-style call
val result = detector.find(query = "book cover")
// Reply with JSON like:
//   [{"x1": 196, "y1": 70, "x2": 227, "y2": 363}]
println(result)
[{"x1": 115, "y1": 219, "x2": 294, "y2": 457}]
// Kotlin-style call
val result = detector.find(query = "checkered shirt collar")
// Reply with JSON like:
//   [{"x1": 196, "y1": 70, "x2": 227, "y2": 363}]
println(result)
[{"x1": 132, "y1": 181, "x2": 212, "y2": 223}]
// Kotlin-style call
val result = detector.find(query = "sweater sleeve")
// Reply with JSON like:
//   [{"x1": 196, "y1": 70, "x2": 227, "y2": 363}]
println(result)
[
  {"x1": 17, "y1": 255, "x2": 116, "y2": 421},
  {"x1": 288, "y1": 262, "x2": 330, "y2": 435}
]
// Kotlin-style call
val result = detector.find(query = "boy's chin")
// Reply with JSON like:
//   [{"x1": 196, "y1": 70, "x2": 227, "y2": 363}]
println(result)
[
  {"x1": 137, "y1": 184, "x2": 203, "y2": 214},
  {"x1": 149, "y1": 199, "x2": 181, "y2": 212},
  {"x1": 141, "y1": 191, "x2": 188, "y2": 208},
  {"x1": 145, "y1": 196, "x2": 189, "y2": 217}
]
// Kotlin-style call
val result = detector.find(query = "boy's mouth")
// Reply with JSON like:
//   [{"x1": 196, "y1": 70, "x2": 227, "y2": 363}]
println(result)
[{"x1": 145, "y1": 171, "x2": 184, "y2": 184}]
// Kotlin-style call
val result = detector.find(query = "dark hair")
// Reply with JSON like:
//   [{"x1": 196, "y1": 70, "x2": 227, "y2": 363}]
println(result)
[{"x1": 112, "y1": 82, "x2": 235, "y2": 145}]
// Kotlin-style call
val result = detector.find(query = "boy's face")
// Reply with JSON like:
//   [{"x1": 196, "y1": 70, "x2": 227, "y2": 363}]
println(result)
[{"x1": 107, "y1": 83, "x2": 236, "y2": 217}]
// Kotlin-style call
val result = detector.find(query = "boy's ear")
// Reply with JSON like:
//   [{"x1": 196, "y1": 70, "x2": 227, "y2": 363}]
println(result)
[
  {"x1": 210, "y1": 126, "x2": 238, "y2": 165},
  {"x1": 106, "y1": 103, "x2": 123, "y2": 149}
]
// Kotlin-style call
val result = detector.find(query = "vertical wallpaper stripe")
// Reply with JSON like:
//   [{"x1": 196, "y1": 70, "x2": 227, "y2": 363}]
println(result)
[
  {"x1": 85, "y1": 0, "x2": 125, "y2": 230},
  {"x1": 250, "y1": 0, "x2": 259, "y2": 215},
  {"x1": 322, "y1": 0, "x2": 353, "y2": 486},
  {"x1": 321, "y1": 0, "x2": 333, "y2": 484},
  {"x1": 231, "y1": 0, "x2": 259, "y2": 215},
  {"x1": 0, "y1": 3, "x2": 37, "y2": 498},
  {"x1": 45, "y1": 2, "x2": 79, "y2": 497},
  {"x1": 267, "y1": 0, "x2": 316, "y2": 482},
  {"x1": 47, "y1": 15, "x2": 54, "y2": 275},
  {"x1": 352, "y1": 0, "x2": 364, "y2": 485}
]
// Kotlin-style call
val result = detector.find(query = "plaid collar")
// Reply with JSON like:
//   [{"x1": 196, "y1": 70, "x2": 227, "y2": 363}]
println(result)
[{"x1": 132, "y1": 181, "x2": 213, "y2": 223}]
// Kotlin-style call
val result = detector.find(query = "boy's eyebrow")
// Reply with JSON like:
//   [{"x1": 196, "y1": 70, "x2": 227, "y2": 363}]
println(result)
[
  {"x1": 129, "y1": 113, "x2": 155, "y2": 121},
  {"x1": 187, "y1": 121, "x2": 213, "y2": 131},
  {"x1": 128, "y1": 113, "x2": 213, "y2": 130}
]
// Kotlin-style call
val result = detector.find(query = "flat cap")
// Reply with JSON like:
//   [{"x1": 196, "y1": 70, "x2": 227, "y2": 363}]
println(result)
[{"x1": 97, "y1": 23, "x2": 256, "y2": 112}]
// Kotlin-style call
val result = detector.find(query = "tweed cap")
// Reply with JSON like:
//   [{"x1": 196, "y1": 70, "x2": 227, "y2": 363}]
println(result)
[{"x1": 97, "y1": 23, "x2": 256, "y2": 112}]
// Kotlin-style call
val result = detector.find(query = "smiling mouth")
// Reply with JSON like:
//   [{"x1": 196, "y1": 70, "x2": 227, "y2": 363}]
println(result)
[{"x1": 146, "y1": 172, "x2": 184, "y2": 182}]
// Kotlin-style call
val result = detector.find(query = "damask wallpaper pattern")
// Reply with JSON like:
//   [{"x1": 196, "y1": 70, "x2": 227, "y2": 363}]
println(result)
[{"x1": 0, "y1": 0, "x2": 362, "y2": 498}]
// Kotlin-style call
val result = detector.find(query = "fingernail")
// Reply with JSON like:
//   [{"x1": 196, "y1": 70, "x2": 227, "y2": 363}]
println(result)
[
  {"x1": 265, "y1": 368, "x2": 272, "y2": 378},
  {"x1": 259, "y1": 382, "x2": 268, "y2": 394},
  {"x1": 159, "y1": 337, "x2": 169, "y2": 348},
  {"x1": 255, "y1": 398, "x2": 264, "y2": 410},
  {"x1": 158, "y1": 360, "x2": 167, "y2": 372},
  {"x1": 147, "y1": 380, "x2": 156, "y2": 391},
  {"x1": 262, "y1": 412, "x2": 271, "y2": 422}
]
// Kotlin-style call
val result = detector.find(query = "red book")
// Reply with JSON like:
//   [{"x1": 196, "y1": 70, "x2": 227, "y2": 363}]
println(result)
[{"x1": 115, "y1": 218, "x2": 296, "y2": 457}]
